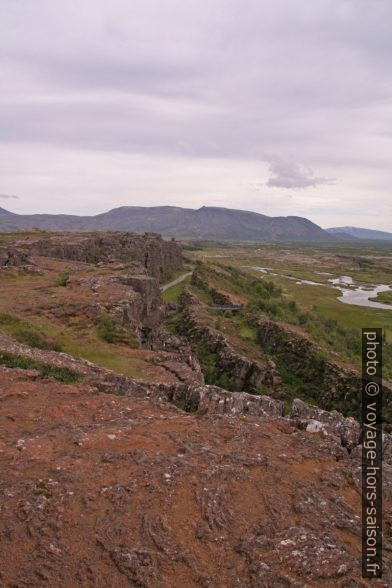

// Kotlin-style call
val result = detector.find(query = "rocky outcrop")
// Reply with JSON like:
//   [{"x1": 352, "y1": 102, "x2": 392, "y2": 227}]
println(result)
[
  {"x1": 0, "y1": 245, "x2": 29, "y2": 267},
  {"x1": 191, "y1": 270, "x2": 240, "y2": 306},
  {"x1": 289, "y1": 398, "x2": 360, "y2": 450},
  {"x1": 255, "y1": 315, "x2": 392, "y2": 421},
  {"x1": 177, "y1": 289, "x2": 283, "y2": 397},
  {"x1": 64, "y1": 272, "x2": 165, "y2": 345},
  {"x1": 0, "y1": 333, "x2": 281, "y2": 421},
  {"x1": 29, "y1": 232, "x2": 182, "y2": 281},
  {"x1": 1, "y1": 328, "x2": 390, "y2": 461},
  {"x1": 162, "y1": 382, "x2": 284, "y2": 418},
  {"x1": 119, "y1": 275, "x2": 164, "y2": 336}
]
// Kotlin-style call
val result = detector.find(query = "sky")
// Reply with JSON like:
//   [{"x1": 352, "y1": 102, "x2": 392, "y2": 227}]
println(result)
[{"x1": 1, "y1": 0, "x2": 391, "y2": 230}]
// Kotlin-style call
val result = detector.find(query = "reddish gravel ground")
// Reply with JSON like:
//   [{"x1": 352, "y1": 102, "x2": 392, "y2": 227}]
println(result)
[{"x1": 0, "y1": 366, "x2": 390, "y2": 587}]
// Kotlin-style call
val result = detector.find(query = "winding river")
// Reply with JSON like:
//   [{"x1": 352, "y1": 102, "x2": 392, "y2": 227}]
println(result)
[
  {"x1": 247, "y1": 267, "x2": 392, "y2": 311},
  {"x1": 327, "y1": 275, "x2": 392, "y2": 310}
]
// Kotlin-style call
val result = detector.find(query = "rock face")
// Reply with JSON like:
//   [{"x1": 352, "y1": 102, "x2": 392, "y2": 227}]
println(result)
[
  {"x1": 120, "y1": 275, "x2": 164, "y2": 335},
  {"x1": 64, "y1": 272, "x2": 165, "y2": 345},
  {"x1": 289, "y1": 398, "x2": 360, "y2": 450},
  {"x1": 255, "y1": 315, "x2": 392, "y2": 420},
  {"x1": 0, "y1": 245, "x2": 29, "y2": 267},
  {"x1": 177, "y1": 289, "x2": 283, "y2": 397},
  {"x1": 29, "y1": 232, "x2": 182, "y2": 281},
  {"x1": 162, "y1": 382, "x2": 284, "y2": 418},
  {"x1": 190, "y1": 271, "x2": 242, "y2": 307}
]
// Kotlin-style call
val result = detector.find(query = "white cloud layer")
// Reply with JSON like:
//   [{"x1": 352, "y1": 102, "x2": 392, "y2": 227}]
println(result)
[
  {"x1": 0, "y1": 0, "x2": 391, "y2": 229},
  {"x1": 265, "y1": 158, "x2": 334, "y2": 189}
]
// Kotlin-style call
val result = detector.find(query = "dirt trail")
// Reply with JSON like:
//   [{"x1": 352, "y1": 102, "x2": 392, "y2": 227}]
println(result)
[{"x1": 161, "y1": 271, "x2": 192, "y2": 292}]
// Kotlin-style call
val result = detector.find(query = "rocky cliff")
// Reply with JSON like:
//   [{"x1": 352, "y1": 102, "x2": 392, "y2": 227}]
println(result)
[
  {"x1": 254, "y1": 315, "x2": 392, "y2": 421},
  {"x1": 29, "y1": 232, "x2": 182, "y2": 281},
  {"x1": 177, "y1": 289, "x2": 283, "y2": 396},
  {"x1": 0, "y1": 245, "x2": 29, "y2": 267}
]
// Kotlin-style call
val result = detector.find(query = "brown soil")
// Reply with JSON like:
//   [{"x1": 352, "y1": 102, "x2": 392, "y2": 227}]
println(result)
[{"x1": 0, "y1": 366, "x2": 390, "y2": 587}]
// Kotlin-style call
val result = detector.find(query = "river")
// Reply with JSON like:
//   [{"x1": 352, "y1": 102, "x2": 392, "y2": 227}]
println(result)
[{"x1": 246, "y1": 267, "x2": 392, "y2": 311}]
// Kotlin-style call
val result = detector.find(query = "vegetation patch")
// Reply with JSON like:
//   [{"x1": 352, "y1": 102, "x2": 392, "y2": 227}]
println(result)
[
  {"x1": 0, "y1": 351, "x2": 82, "y2": 383},
  {"x1": 56, "y1": 271, "x2": 70, "y2": 287},
  {"x1": 191, "y1": 262, "x2": 392, "y2": 378},
  {"x1": 162, "y1": 275, "x2": 191, "y2": 303},
  {"x1": 196, "y1": 343, "x2": 236, "y2": 391},
  {"x1": 164, "y1": 311, "x2": 183, "y2": 334},
  {"x1": 0, "y1": 312, "x2": 63, "y2": 351},
  {"x1": 369, "y1": 290, "x2": 392, "y2": 306},
  {"x1": 96, "y1": 312, "x2": 139, "y2": 348}
]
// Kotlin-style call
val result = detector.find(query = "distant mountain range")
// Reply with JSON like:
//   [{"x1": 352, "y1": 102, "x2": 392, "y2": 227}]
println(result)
[
  {"x1": 0, "y1": 205, "x2": 390, "y2": 242},
  {"x1": 327, "y1": 226, "x2": 392, "y2": 241},
  {"x1": 0, "y1": 205, "x2": 335, "y2": 241}
]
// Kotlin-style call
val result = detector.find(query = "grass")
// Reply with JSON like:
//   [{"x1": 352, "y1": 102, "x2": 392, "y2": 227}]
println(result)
[
  {"x1": 369, "y1": 290, "x2": 392, "y2": 305},
  {"x1": 190, "y1": 259, "x2": 392, "y2": 379},
  {"x1": 0, "y1": 312, "x2": 152, "y2": 381},
  {"x1": 162, "y1": 275, "x2": 191, "y2": 302},
  {"x1": 239, "y1": 323, "x2": 257, "y2": 342},
  {"x1": 164, "y1": 311, "x2": 183, "y2": 334},
  {"x1": 0, "y1": 350, "x2": 81, "y2": 383},
  {"x1": 196, "y1": 344, "x2": 236, "y2": 391},
  {"x1": 0, "y1": 312, "x2": 63, "y2": 351},
  {"x1": 56, "y1": 334, "x2": 150, "y2": 380},
  {"x1": 277, "y1": 359, "x2": 322, "y2": 406},
  {"x1": 96, "y1": 312, "x2": 139, "y2": 348}
]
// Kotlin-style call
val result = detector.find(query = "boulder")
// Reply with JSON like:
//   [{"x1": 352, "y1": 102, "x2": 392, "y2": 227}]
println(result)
[{"x1": 290, "y1": 398, "x2": 360, "y2": 449}]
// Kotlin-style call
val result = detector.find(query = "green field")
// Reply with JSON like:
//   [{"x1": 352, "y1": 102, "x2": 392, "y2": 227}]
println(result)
[{"x1": 185, "y1": 240, "x2": 392, "y2": 378}]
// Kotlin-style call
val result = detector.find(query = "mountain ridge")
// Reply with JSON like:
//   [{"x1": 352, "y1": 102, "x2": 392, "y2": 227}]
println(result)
[
  {"x1": 0, "y1": 205, "x2": 336, "y2": 242},
  {"x1": 327, "y1": 226, "x2": 392, "y2": 241}
]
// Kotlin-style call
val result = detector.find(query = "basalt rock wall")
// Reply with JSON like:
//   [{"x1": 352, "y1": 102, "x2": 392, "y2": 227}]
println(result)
[
  {"x1": 177, "y1": 289, "x2": 283, "y2": 397},
  {"x1": 29, "y1": 232, "x2": 182, "y2": 281},
  {"x1": 0, "y1": 246, "x2": 29, "y2": 267},
  {"x1": 255, "y1": 315, "x2": 392, "y2": 421}
]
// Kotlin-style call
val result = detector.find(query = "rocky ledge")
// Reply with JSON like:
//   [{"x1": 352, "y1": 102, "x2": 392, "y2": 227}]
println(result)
[
  {"x1": 1, "y1": 232, "x2": 183, "y2": 281},
  {"x1": 177, "y1": 289, "x2": 283, "y2": 397},
  {"x1": 254, "y1": 315, "x2": 392, "y2": 421},
  {"x1": 29, "y1": 232, "x2": 183, "y2": 281}
]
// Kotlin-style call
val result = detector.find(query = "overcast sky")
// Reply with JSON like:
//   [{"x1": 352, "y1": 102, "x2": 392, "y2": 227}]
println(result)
[{"x1": 1, "y1": 0, "x2": 391, "y2": 229}]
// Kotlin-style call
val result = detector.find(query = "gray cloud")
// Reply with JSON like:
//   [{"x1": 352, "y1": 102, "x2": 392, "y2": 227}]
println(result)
[
  {"x1": 0, "y1": 193, "x2": 18, "y2": 200},
  {"x1": 0, "y1": 0, "x2": 392, "y2": 228},
  {"x1": 266, "y1": 159, "x2": 334, "y2": 189}
]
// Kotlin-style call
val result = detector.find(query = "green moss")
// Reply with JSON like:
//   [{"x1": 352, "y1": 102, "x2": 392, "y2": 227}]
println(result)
[{"x1": 239, "y1": 324, "x2": 257, "y2": 342}]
